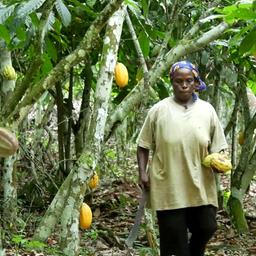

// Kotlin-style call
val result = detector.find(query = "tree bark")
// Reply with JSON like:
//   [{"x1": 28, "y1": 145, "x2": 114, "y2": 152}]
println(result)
[
  {"x1": 228, "y1": 78, "x2": 256, "y2": 233},
  {"x1": 33, "y1": 169, "x2": 74, "y2": 241},
  {"x1": 74, "y1": 64, "x2": 93, "y2": 157},
  {"x1": 0, "y1": 48, "x2": 18, "y2": 234},
  {"x1": 59, "y1": 6, "x2": 126, "y2": 255}
]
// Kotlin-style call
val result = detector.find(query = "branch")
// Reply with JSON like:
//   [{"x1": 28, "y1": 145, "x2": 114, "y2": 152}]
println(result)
[
  {"x1": 125, "y1": 10, "x2": 148, "y2": 74},
  {"x1": 6, "y1": 0, "x2": 124, "y2": 122},
  {"x1": 3, "y1": 0, "x2": 56, "y2": 119},
  {"x1": 104, "y1": 22, "x2": 229, "y2": 139},
  {"x1": 225, "y1": 93, "x2": 240, "y2": 136}
]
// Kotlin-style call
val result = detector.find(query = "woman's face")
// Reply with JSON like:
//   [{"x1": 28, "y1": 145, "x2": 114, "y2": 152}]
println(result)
[{"x1": 172, "y1": 68, "x2": 198, "y2": 104}]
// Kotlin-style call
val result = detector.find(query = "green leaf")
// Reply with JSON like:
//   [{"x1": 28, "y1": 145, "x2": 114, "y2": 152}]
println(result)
[
  {"x1": 41, "y1": 11, "x2": 55, "y2": 43},
  {"x1": 0, "y1": 4, "x2": 16, "y2": 23},
  {"x1": 29, "y1": 12, "x2": 40, "y2": 28},
  {"x1": 248, "y1": 80, "x2": 256, "y2": 94},
  {"x1": 86, "y1": 0, "x2": 97, "y2": 8},
  {"x1": 0, "y1": 24, "x2": 10, "y2": 44},
  {"x1": 138, "y1": 31, "x2": 150, "y2": 57},
  {"x1": 222, "y1": 4, "x2": 256, "y2": 23},
  {"x1": 219, "y1": 3, "x2": 252, "y2": 15},
  {"x1": 25, "y1": 240, "x2": 46, "y2": 249},
  {"x1": 55, "y1": 0, "x2": 71, "y2": 27},
  {"x1": 41, "y1": 53, "x2": 53, "y2": 77},
  {"x1": 239, "y1": 28, "x2": 256, "y2": 55},
  {"x1": 46, "y1": 38, "x2": 57, "y2": 63},
  {"x1": 125, "y1": 0, "x2": 141, "y2": 10},
  {"x1": 141, "y1": 0, "x2": 149, "y2": 17},
  {"x1": 17, "y1": 0, "x2": 46, "y2": 17},
  {"x1": 16, "y1": 25, "x2": 26, "y2": 41},
  {"x1": 11, "y1": 235, "x2": 27, "y2": 245}
]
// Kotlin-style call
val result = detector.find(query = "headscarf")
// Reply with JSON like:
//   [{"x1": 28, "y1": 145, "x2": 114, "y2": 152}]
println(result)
[{"x1": 170, "y1": 60, "x2": 206, "y2": 91}]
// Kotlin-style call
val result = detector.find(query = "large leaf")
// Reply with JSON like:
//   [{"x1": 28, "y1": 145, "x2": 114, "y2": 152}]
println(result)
[
  {"x1": 138, "y1": 30, "x2": 150, "y2": 57},
  {"x1": 218, "y1": 3, "x2": 256, "y2": 23},
  {"x1": 46, "y1": 38, "x2": 58, "y2": 63},
  {"x1": 239, "y1": 27, "x2": 256, "y2": 55},
  {"x1": 55, "y1": 0, "x2": 71, "y2": 27},
  {"x1": 17, "y1": 0, "x2": 46, "y2": 17},
  {"x1": 41, "y1": 11, "x2": 55, "y2": 44},
  {"x1": 0, "y1": 4, "x2": 16, "y2": 23},
  {"x1": 0, "y1": 24, "x2": 11, "y2": 44},
  {"x1": 141, "y1": 0, "x2": 149, "y2": 18}
]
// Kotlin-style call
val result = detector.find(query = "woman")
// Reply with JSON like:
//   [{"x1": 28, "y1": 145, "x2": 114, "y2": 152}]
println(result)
[{"x1": 137, "y1": 61, "x2": 228, "y2": 256}]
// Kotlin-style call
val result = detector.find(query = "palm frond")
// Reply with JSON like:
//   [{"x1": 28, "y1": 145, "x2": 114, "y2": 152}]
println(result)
[
  {"x1": 17, "y1": 0, "x2": 46, "y2": 17},
  {"x1": 0, "y1": 4, "x2": 16, "y2": 23},
  {"x1": 54, "y1": 0, "x2": 71, "y2": 27}
]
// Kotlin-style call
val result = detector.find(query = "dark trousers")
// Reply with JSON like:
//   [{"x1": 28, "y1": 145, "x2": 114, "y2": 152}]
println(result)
[{"x1": 156, "y1": 205, "x2": 217, "y2": 256}]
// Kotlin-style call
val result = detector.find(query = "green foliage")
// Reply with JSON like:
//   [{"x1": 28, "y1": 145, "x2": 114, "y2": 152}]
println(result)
[
  {"x1": 223, "y1": 190, "x2": 231, "y2": 211},
  {"x1": 11, "y1": 235, "x2": 46, "y2": 250},
  {"x1": 82, "y1": 229, "x2": 99, "y2": 241},
  {"x1": 138, "y1": 246, "x2": 159, "y2": 256},
  {"x1": 55, "y1": 0, "x2": 71, "y2": 27},
  {"x1": 0, "y1": 4, "x2": 16, "y2": 23},
  {"x1": 220, "y1": 4, "x2": 256, "y2": 24},
  {"x1": 17, "y1": 0, "x2": 46, "y2": 17},
  {"x1": 0, "y1": 24, "x2": 10, "y2": 44},
  {"x1": 247, "y1": 80, "x2": 256, "y2": 94},
  {"x1": 239, "y1": 27, "x2": 256, "y2": 55}
]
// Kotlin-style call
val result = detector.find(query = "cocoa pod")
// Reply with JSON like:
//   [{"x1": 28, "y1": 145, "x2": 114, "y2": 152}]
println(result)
[{"x1": 0, "y1": 128, "x2": 19, "y2": 157}]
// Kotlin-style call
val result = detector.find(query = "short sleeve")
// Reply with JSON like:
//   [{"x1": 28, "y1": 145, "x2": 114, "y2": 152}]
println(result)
[
  {"x1": 209, "y1": 107, "x2": 228, "y2": 153},
  {"x1": 137, "y1": 110, "x2": 155, "y2": 150}
]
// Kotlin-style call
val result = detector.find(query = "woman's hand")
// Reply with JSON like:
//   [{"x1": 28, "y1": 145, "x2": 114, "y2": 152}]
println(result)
[{"x1": 139, "y1": 170, "x2": 150, "y2": 190}]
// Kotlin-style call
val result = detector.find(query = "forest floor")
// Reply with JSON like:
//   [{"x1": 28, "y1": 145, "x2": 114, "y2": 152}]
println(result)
[
  {"x1": 4, "y1": 154, "x2": 256, "y2": 256},
  {"x1": 78, "y1": 174, "x2": 256, "y2": 256}
]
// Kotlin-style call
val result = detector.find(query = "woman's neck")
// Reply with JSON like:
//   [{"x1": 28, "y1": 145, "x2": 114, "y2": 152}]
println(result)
[{"x1": 173, "y1": 96, "x2": 193, "y2": 107}]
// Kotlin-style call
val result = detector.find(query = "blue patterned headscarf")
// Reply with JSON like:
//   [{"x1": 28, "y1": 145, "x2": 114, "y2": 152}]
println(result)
[{"x1": 170, "y1": 60, "x2": 206, "y2": 91}]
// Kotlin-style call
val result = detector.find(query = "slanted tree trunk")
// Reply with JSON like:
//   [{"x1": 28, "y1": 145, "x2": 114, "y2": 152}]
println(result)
[
  {"x1": 33, "y1": 0, "x2": 124, "y2": 243},
  {"x1": 0, "y1": 48, "x2": 17, "y2": 233},
  {"x1": 59, "y1": 6, "x2": 127, "y2": 255},
  {"x1": 228, "y1": 85, "x2": 256, "y2": 233}
]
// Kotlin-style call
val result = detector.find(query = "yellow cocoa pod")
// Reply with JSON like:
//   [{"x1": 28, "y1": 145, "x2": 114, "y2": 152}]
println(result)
[
  {"x1": 79, "y1": 203, "x2": 92, "y2": 229},
  {"x1": 202, "y1": 153, "x2": 219, "y2": 168},
  {"x1": 114, "y1": 62, "x2": 128, "y2": 88},
  {"x1": 2, "y1": 65, "x2": 17, "y2": 80},
  {"x1": 88, "y1": 173, "x2": 99, "y2": 189},
  {"x1": 211, "y1": 153, "x2": 232, "y2": 173},
  {"x1": 0, "y1": 128, "x2": 19, "y2": 157}
]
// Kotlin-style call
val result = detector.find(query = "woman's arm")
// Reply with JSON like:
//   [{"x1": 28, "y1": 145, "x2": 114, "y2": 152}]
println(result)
[{"x1": 137, "y1": 146, "x2": 150, "y2": 190}]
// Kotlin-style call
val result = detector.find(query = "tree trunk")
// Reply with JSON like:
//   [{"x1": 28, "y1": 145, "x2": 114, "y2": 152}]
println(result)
[
  {"x1": 228, "y1": 195, "x2": 248, "y2": 233},
  {"x1": 74, "y1": 64, "x2": 93, "y2": 157},
  {"x1": 2, "y1": 156, "x2": 17, "y2": 231},
  {"x1": 59, "y1": 6, "x2": 126, "y2": 255},
  {"x1": 33, "y1": 169, "x2": 74, "y2": 241},
  {"x1": 55, "y1": 82, "x2": 68, "y2": 176},
  {"x1": 0, "y1": 48, "x2": 17, "y2": 235},
  {"x1": 228, "y1": 80, "x2": 256, "y2": 233}
]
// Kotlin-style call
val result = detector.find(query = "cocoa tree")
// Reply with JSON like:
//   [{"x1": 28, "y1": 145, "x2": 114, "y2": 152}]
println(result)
[{"x1": 0, "y1": 1, "x2": 255, "y2": 255}]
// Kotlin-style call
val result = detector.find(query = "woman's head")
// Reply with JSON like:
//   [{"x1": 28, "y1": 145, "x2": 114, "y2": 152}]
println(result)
[{"x1": 170, "y1": 61, "x2": 206, "y2": 104}]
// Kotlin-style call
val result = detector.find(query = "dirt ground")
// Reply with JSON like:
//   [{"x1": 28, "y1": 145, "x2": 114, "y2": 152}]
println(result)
[{"x1": 78, "y1": 174, "x2": 256, "y2": 256}]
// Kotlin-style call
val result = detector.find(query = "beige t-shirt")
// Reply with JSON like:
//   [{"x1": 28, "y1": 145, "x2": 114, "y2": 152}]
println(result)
[{"x1": 137, "y1": 97, "x2": 228, "y2": 211}]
